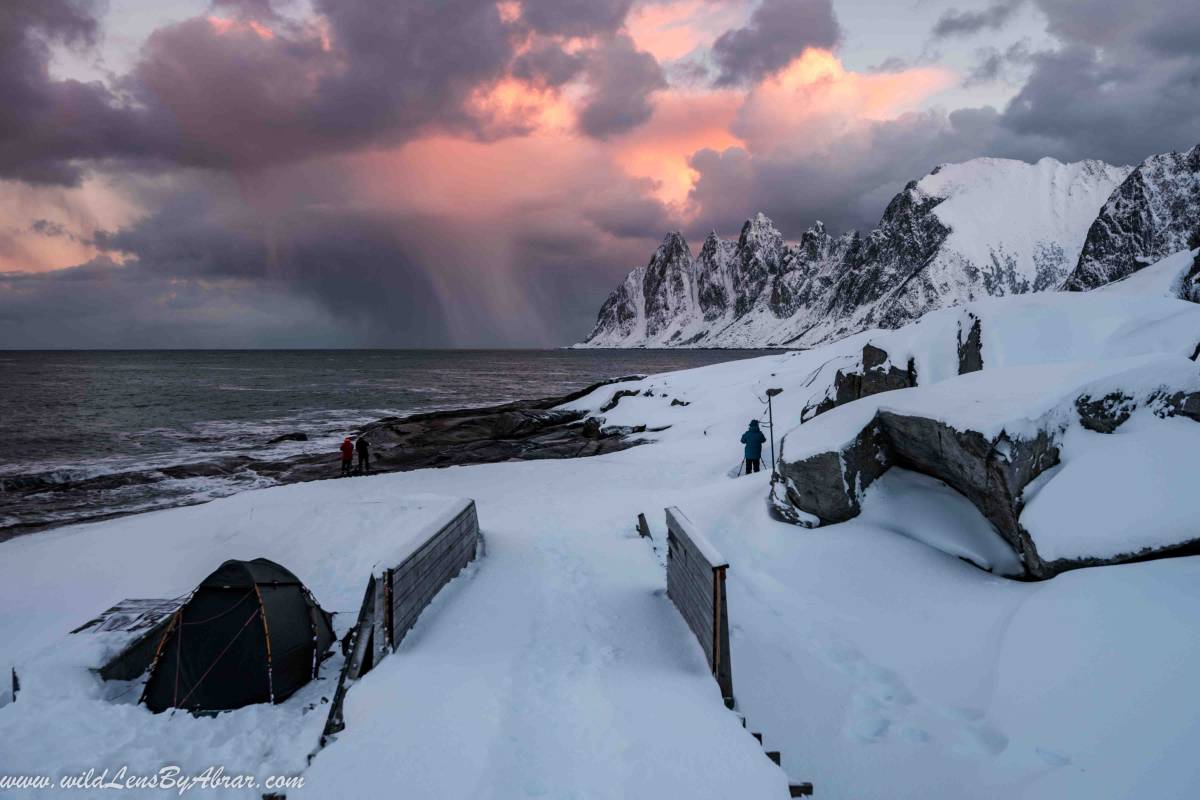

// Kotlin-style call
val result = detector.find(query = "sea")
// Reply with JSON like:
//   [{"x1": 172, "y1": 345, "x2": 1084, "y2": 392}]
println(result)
[{"x1": 0, "y1": 349, "x2": 777, "y2": 534}]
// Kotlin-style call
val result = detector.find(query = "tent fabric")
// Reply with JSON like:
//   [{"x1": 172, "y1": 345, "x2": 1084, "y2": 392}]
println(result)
[{"x1": 140, "y1": 558, "x2": 334, "y2": 714}]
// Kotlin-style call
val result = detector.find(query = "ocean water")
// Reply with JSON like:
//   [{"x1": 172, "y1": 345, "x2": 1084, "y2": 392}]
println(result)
[{"x1": 0, "y1": 349, "x2": 778, "y2": 532}]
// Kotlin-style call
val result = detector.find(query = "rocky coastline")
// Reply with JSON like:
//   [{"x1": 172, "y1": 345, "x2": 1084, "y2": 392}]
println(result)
[{"x1": 0, "y1": 376, "x2": 645, "y2": 540}]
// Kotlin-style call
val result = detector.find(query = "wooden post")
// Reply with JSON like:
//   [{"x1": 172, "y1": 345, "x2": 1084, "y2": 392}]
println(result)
[
  {"x1": 636, "y1": 513, "x2": 651, "y2": 538},
  {"x1": 383, "y1": 568, "x2": 395, "y2": 652}
]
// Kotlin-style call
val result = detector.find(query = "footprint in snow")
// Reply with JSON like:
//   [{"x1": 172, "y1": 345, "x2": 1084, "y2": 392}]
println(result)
[
  {"x1": 1035, "y1": 746, "x2": 1071, "y2": 767},
  {"x1": 951, "y1": 722, "x2": 1009, "y2": 757},
  {"x1": 898, "y1": 725, "x2": 931, "y2": 744}
]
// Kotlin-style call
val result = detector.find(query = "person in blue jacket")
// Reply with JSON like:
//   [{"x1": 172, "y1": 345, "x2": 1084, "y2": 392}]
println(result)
[{"x1": 741, "y1": 419, "x2": 767, "y2": 474}]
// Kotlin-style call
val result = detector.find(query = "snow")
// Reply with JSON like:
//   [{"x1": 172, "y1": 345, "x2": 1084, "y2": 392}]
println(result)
[
  {"x1": 3, "y1": 252, "x2": 1200, "y2": 798},
  {"x1": 917, "y1": 157, "x2": 1131, "y2": 284},
  {"x1": 1097, "y1": 247, "x2": 1198, "y2": 298},
  {"x1": 666, "y1": 505, "x2": 728, "y2": 567},
  {"x1": 859, "y1": 469, "x2": 1024, "y2": 575},
  {"x1": 581, "y1": 155, "x2": 1133, "y2": 350},
  {"x1": 1022, "y1": 412, "x2": 1200, "y2": 562},
  {"x1": 779, "y1": 354, "x2": 1197, "y2": 463}
]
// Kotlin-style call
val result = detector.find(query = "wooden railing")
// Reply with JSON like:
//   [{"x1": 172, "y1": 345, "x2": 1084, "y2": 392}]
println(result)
[
  {"x1": 321, "y1": 499, "x2": 480, "y2": 745},
  {"x1": 665, "y1": 506, "x2": 733, "y2": 706}
]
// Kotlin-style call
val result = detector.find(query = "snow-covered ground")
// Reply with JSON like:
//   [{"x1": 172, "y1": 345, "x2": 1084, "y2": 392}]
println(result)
[{"x1": 2, "y1": 252, "x2": 1199, "y2": 798}]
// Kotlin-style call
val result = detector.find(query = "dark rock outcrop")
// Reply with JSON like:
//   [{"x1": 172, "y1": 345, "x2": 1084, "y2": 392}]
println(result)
[
  {"x1": 1075, "y1": 392, "x2": 1136, "y2": 433},
  {"x1": 599, "y1": 389, "x2": 640, "y2": 413},
  {"x1": 776, "y1": 411, "x2": 1058, "y2": 576},
  {"x1": 801, "y1": 344, "x2": 918, "y2": 421},
  {"x1": 957, "y1": 315, "x2": 983, "y2": 374},
  {"x1": 776, "y1": 383, "x2": 1200, "y2": 579},
  {"x1": 268, "y1": 432, "x2": 308, "y2": 444}
]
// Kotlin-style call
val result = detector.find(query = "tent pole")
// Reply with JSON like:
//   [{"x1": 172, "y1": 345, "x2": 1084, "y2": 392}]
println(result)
[{"x1": 253, "y1": 585, "x2": 276, "y2": 703}]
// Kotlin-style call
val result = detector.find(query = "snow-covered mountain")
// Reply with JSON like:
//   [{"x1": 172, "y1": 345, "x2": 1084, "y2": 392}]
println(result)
[
  {"x1": 580, "y1": 156, "x2": 1132, "y2": 348},
  {"x1": 1064, "y1": 144, "x2": 1200, "y2": 290}
]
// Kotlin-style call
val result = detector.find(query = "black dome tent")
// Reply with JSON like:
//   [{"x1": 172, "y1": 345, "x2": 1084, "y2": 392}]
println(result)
[{"x1": 140, "y1": 558, "x2": 335, "y2": 714}]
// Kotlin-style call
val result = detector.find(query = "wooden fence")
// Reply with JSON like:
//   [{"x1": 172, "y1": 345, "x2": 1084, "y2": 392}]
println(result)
[
  {"x1": 659, "y1": 508, "x2": 813, "y2": 796},
  {"x1": 321, "y1": 499, "x2": 480, "y2": 744},
  {"x1": 665, "y1": 506, "x2": 733, "y2": 706}
]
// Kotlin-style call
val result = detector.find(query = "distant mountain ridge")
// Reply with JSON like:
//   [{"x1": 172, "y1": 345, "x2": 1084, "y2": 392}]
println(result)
[
  {"x1": 1065, "y1": 144, "x2": 1200, "y2": 290},
  {"x1": 579, "y1": 144, "x2": 1199, "y2": 349}
]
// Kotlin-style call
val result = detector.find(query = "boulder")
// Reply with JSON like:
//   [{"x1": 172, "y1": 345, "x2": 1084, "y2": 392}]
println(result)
[
  {"x1": 956, "y1": 315, "x2": 983, "y2": 374},
  {"x1": 801, "y1": 344, "x2": 918, "y2": 421},
  {"x1": 775, "y1": 361, "x2": 1200, "y2": 579}
]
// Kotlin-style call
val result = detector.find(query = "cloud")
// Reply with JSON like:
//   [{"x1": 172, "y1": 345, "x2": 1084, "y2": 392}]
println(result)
[
  {"x1": 711, "y1": 0, "x2": 841, "y2": 86},
  {"x1": 932, "y1": 0, "x2": 1026, "y2": 39},
  {"x1": 6, "y1": 0, "x2": 1200, "y2": 349},
  {"x1": 687, "y1": 107, "x2": 1021, "y2": 235},
  {"x1": 2, "y1": 127, "x2": 679, "y2": 347},
  {"x1": 0, "y1": 0, "x2": 155, "y2": 185},
  {"x1": 126, "y1": 0, "x2": 519, "y2": 171},
  {"x1": 965, "y1": 39, "x2": 1033, "y2": 85},
  {"x1": 511, "y1": 41, "x2": 585, "y2": 87},
  {"x1": 517, "y1": 0, "x2": 634, "y2": 37},
  {"x1": 0, "y1": 256, "x2": 357, "y2": 348},
  {"x1": 999, "y1": 43, "x2": 1200, "y2": 165},
  {"x1": 577, "y1": 35, "x2": 668, "y2": 139}
]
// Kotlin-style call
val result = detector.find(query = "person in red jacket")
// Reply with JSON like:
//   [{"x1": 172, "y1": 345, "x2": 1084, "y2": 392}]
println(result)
[{"x1": 339, "y1": 437, "x2": 354, "y2": 476}]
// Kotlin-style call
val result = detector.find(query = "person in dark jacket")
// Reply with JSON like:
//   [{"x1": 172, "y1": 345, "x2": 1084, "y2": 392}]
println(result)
[
  {"x1": 356, "y1": 435, "x2": 370, "y2": 474},
  {"x1": 339, "y1": 437, "x2": 354, "y2": 476},
  {"x1": 741, "y1": 419, "x2": 766, "y2": 474}
]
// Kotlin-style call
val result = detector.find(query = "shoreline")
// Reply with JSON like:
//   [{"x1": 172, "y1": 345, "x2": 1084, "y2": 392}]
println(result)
[{"x1": 0, "y1": 375, "x2": 646, "y2": 541}]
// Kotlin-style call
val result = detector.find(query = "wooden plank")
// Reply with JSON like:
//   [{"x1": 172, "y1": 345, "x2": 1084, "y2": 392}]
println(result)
[
  {"x1": 662, "y1": 506, "x2": 735, "y2": 701},
  {"x1": 637, "y1": 513, "x2": 651, "y2": 538}
]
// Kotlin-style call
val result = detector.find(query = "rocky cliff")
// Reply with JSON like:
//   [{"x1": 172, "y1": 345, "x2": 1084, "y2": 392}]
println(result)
[
  {"x1": 1064, "y1": 144, "x2": 1200, "y2": 290},
  {"x1": 580, "y1": 156, "x2": 1132, "y2": 348}
]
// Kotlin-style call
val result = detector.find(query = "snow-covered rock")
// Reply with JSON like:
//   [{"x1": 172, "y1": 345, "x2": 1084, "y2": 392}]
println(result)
[
  {"x1": 580, "y1": 156, "x2": 1131, "y2": 349},
  {"x1": 770, "y1": 251, "x2": 1200, "y2": 578},
  {"x1": 1064, "y1": 143, "x2": 1200, "y2": 290}
]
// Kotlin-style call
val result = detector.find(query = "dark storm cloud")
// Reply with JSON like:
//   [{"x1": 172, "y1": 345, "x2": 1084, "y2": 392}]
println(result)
[
  {"x1": 0, "y1": 0, "x2": 529, "y2": 184},
  {"x1": 517, "y1": 0, "x2": 634, "y2": 37},
  {"x1": 88, "y1": 181, "x2": 456, "y2": 345},
  {"x1": 932, "y1": 0, "x2": 1026, "y2": 39},
  {"x1": 965, "y1": 40, "x2": 1033, "y2": 85},
  {"x1": 0, "y1": 256, "x2": 357, "y2": 348},
  {"x1": 711, "y1": 0, "x2": 841, "y2": 86},
  {"x1": 687, "y1": 107, "x2": 1037, "y2": 235},
  {"x1": 0, "y1": 0, "x2": 156, "y2": 185},
  {"x1": 30, "y1": 219, "x2": 69, "y2": 238},
  {"x1": 1034, "y1": 0, "x2": 1200, "y2": 55},
  {"x1": 1000, "y1": 44, "x2": 1200, "y2": 165},
  {"x1": 3, "y1": 149, "x2": 670, "y2": 347},
  {"x1": 685, "y1": 0, "x2": 1200, "y2": 243},
  {"x1": 511, "y1": 42, "x2": 586, "y2": 88},
  {"x1": 577, "y1": 36, "x2": 667, "y2": 139},
  {"x1": 920, "y1": 0, "x2": 1200, "y2": 165},
  {"x1": 127, "y1": 0, "x2": 518, "y2": 171}
]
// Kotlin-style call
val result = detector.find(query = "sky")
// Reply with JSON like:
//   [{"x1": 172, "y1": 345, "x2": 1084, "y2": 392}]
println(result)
[{"x1": 1, "y1": 0, "x2": 1197, "y2": 348}]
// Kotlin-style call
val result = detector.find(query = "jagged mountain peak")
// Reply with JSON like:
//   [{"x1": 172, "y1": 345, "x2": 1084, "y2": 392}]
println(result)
[
  {"x1": 578, "y1": 149, "x2": 1173, "y2": 349},
  {"x1": 1064, "y1": 141, "x2": 1200, "y2": 290}
]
